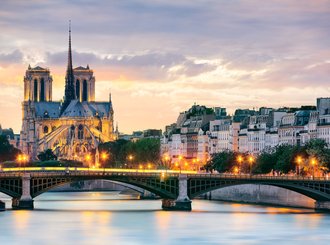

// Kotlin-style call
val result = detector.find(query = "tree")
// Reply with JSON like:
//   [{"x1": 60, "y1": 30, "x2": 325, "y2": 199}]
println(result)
[
  {"x1": 37, "y1": 149, "x2": 57, "y2": 161},
  {"x1": 205, "y1": 151, "x2": 237, "y2": 173},
  {"x1": 0, "y1": 135, "x2": 21, "y2": 162},
  {"x1": 98, "y1": 138, "x2": 161, "y2": 168}
]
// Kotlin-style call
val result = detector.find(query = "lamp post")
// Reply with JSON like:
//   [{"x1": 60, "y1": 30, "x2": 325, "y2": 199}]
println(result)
[
  {"x1": 237, "y1": 155, "x2": 243, "y2": 174},
  {"x1": 296, "y1": 156, "x2": 302, "y2": 176},
  {"x1": 311, "y1": 158, "x2": 317, "y2": 179},
  {"x1": 248, "y1": 156, "x2": 254, "y2": 175},
  {"x1": 100, "y1": 152, "x2": 108, "y2": 168},
  {"x1": 128, "y1": 154, "x2": 134, "y2": 168},
  {"x1": 85, "y1": 154, "x2": 92, "y2": 168}
]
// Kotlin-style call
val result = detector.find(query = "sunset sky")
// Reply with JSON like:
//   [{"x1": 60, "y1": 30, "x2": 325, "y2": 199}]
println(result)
[{"x1": 0, "y1": 0, "x2": 329, "y2": 134}]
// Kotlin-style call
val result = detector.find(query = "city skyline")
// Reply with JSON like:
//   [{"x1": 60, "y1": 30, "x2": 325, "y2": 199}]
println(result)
[{"x1": 0, "y1": 0, "x2": 330, "y2": 133}]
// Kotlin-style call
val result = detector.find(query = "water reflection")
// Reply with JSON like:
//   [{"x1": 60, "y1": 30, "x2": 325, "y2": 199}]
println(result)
[{"x1": 0, "y1": 192, "x2": 329, "y2": 245}]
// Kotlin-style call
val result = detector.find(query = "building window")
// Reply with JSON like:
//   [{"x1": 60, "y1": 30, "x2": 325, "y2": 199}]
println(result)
[
  {"x1": 78, "y1": 124, "x2": 84, "y2": 139},
  {"x1": 82, "y1": 80, "x2": 88, "y2": 102},
  {"x1": 43, "y1": 126, "x2": 49, "y2": 134},
  {"x1": 76, "y1": 79, "x2": 80, "y2": 100},
  {"x1": 70, "y1": 125, "x2": 75, "y2": 138},
  {"x1": 34, "y1": 79, "x2": 38, "y2": 101},
  {"x1": 40, "y1": 78, "x2": 45, "y2": 101}
]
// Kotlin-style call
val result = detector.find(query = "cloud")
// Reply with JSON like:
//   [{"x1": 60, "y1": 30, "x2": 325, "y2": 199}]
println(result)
[
  {"x1": 0, "y1": 50, "x2": 23, "y2": 67},
  {"x1": 0, "y1": 0, "x2": 330, "y2": 133}
]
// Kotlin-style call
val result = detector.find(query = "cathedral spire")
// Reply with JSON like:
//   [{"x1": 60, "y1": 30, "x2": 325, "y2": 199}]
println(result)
[{"x1": 61, "y1": 20, "x2": 75, "y2": 114}]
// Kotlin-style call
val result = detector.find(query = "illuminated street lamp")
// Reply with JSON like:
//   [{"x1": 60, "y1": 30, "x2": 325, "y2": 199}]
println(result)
[
  {"x1": 310, "y1": 158, "x2": 317, "y2": 179},
  {"x1": 163, "y1": 154, "x2": 170, "y2": 169},
  {"x1": 296, "y1": 156, "x2": 303, "y2": 176},
  {"x1": 237, "y1": 155, "x2": 243, "y2": 174},
  {"x1": 147, "y1": 163, "x2": 151, "y2": 170},
  {"x1": 233, "y1": 166, "x2": 239, "y2": 175},
  {"x1": 248, "y1": 156, "x2": 254, "y2": 175},
  {"x1": 85, "y1": 154, "x2": 92, "y2": 167},
  {"x1": 101, "y1": 152, "x2": 108, "y2": 161},
  {"x1": 128, "y1": 154, "x2": 134, "y2": 168}
]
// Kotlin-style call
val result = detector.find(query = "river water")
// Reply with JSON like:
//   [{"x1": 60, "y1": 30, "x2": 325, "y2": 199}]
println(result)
[{"x1": 0, "y1": 192, "x2": 329, "y2": 245}]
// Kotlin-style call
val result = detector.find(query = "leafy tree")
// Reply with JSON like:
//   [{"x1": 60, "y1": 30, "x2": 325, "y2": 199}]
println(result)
[
  {"x1": 98, "y1": 138, "x2": 161, "y2": 168},
  {"x1": 204, "y1": 151, "x2": 237, "y2": 173},
  {"x1": 37, "y1": 149, "x2": 57, "y2": 161},
  {"x1": 253, "y1": 151, "x2": 277, "y2": 174},
  {"x1": 0, "y1": 135, "x2": 21, "y2": 162}
]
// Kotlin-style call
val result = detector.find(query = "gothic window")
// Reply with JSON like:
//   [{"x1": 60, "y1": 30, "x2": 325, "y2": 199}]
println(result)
[
  {"x1": 78, "y1": 124, "x2": 84, "y2": 139},
  {"x1": 96, "y1": 121, "x2": 102, "y2": 132},
  {"x1": 34, "y1": 79, "x2": 38, "y2": 101},
  {"x1": 43, "y1": 126, "x2": 49, "y2": 134},
  {"x1": 82, "y1": 80, "x2": 88, "y2": 102},
  {"x1": 40, "y1": 78, "x2": 45, "y2": 101},
  {"x1": 76, "y1": 79, "x2": 80, "y2": 100},
  {"x1": 70, "y1": 125, "x2": 75, "y2": 138}
]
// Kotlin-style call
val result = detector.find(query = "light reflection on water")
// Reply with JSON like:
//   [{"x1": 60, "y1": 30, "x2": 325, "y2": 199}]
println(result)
[{"x1": 0, "y1": 192, "x2": 330, "y2": 245}]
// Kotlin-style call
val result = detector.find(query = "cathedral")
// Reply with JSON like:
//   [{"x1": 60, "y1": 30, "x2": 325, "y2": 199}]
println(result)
[{"x1": 19, "y1": 26, "x2": 116, "y2": 162}]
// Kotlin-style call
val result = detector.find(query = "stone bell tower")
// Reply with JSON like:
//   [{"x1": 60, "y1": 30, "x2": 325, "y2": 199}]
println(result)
[{"x1": 23, "y1": 65, "x2": 52, "y2": 102}]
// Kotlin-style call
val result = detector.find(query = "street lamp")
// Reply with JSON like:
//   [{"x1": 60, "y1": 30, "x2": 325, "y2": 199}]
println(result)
[
  {"x1": 248, "y1": 156, "x2": 254, "y2": 175},
  {"x1": 311, "y1": 158, "x2": 317, "y2": 179},
  {"x1": 237, "y1": 155, "x2": 243, "y2": 174},
  {"x1": 128, "y1": 154, "x2": 134, "y2": 168},
  {"x1": 85, "y1": 154, "x2": 92, "y2": 167},
  {"x1": 296, "y1": 156, "x2": 303, "y2": 176},
  {"x1": 100, "y1": 152, "x2": 108, "y2": 168}
]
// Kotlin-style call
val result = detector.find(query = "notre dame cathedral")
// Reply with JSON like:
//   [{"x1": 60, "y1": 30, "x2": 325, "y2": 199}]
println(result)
[{"x1": 19, "y1": 26, "x2": 116, "y2": 161}]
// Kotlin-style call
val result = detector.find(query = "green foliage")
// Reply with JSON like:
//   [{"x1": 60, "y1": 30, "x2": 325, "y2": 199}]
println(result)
[
  {"x1": 0, "y1": 135, "x2": 21, "y2": 162},
  {"x1": 98, "y1": 138, "x2": 160, "y2": 167},
  {"x1": 37, "y1": 149, "x2": 57, "y2": 161},
  {"x1": 206, "y1": 139, "x2": 330, "y2": 175},
  {"x1": 204, "y1": 151, "x2": 237, "y2": 173}
]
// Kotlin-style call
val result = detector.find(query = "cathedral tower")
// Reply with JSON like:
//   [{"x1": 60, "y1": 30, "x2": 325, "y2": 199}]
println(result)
[
  {"x1": 73, "y1": 65, "x2": 95, "y2": 102},
  {"x1": 23, "y1": 65, "x2": 52, "y2": 102}
]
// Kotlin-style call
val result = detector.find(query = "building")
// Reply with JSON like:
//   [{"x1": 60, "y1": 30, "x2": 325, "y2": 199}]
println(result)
[
  {"x1": 162, "y1": 105, "x2": 215, "y2": 164},
  {"x1": 19, "y1": 27, "x2": 116, "y2": 161}
]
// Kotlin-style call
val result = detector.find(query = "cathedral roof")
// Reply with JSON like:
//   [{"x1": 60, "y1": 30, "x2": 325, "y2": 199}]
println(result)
[
  {"x1": 30, "y1": 66, "x2": 48, "y2": 71},
  {"x1": 74, "y1": 66, "x2": 90, "y2": 70},
  {"x1": 60, "y1": 100, "x2": 112, "y2": 118},
  {"x1": 34, "y1": 102, "x2": 61, "y2": 118}
]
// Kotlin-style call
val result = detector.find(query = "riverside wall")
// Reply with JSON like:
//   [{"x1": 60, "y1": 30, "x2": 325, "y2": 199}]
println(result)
[{"x1": 205, "y1": 184, "x2": 315, "y2": 208}]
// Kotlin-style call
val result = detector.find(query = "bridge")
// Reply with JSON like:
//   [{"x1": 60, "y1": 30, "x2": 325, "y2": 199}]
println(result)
[{"x1": 0, "y1": 167, "x2": 330, "y2": 211}]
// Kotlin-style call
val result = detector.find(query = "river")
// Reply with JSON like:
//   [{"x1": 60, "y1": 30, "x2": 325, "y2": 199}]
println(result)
[{"x1": 0, "y1": 192, "x2": 329, "y2": 244}]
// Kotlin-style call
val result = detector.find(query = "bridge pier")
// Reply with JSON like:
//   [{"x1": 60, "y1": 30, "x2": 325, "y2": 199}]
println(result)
[
  {"x1": 140, "y1": 190, "x2": 157, "y2": 199},
  {"x1": 315, "y1": 201, "x2": 330, "y2": 212},
  {"x1": 162, "y1": 174, "x2": 191, "y2": 211},
  {"x1": 0, "y1": 200, "x2": 5, "y2": 211},
  {"x1": 12, "y1": 173, "x2": 34, "y2": 210}
]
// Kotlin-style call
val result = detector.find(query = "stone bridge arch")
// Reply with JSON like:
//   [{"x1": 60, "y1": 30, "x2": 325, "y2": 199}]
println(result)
[
  {"x1": 0, "y1": 177, "x2": 22, "y2": 198},
  {"x1": 188, "y1": 177, "x2": 330, "y2": 202},
  {"x1": 30, "y1": 174, "x2": 179, "y2": 200}
]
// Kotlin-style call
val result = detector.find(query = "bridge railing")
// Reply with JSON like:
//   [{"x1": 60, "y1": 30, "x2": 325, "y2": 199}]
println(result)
[{"x1": 189, "y1": 173, "x2": 330, "y2": 181}]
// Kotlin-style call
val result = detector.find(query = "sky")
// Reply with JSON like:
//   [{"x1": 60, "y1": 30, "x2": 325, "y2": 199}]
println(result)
[{"x1": 0, "y1": 0, "x2": 329, "y2": 134}]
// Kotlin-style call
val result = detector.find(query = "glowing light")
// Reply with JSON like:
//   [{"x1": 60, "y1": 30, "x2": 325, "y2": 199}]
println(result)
[
  {"x1": 85, "y1": 154, "x2": 91, "y2": 161},
  {"x1": 101, "y1": 152, "x2": 108, "y2": 161}
]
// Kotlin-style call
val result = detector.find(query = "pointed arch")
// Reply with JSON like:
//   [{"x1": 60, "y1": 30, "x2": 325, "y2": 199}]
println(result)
[
  {"x1": 82, "y1": 80, "x2": 88, "y2": 101},
  {"x1": 75, "y1": 79, "x2": 80, "y2": 100},
  {"x1": 34, "y1": 79, "x2": 38, "y2": 101},
  {"x1": 40, "y1": 78, "x2": 45, "y2": 101}
]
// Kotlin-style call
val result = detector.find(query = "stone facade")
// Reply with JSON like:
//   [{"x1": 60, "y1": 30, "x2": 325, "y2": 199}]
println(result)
[{"x1": 20, "y1": 30, "x2": 115, "y2": 162}]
